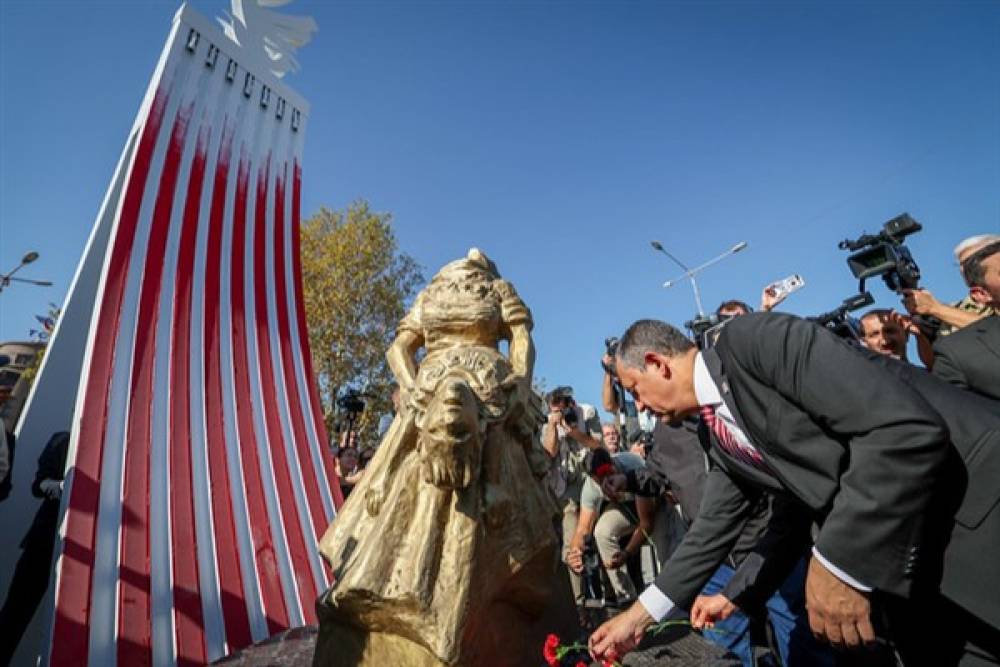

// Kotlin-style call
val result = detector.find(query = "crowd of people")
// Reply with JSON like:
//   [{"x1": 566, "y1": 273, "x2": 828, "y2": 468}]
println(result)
[
  {"x1": 319, "y1": 233, "x2": 1000, "y2": 665},
  {"x1": 537, "y1": 233, "x2": 1000, "y2": 666}
]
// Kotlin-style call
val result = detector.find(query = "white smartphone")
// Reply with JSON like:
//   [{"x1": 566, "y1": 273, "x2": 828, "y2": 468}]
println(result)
[{"x1": 764, "y1": 274, "x2": 805, "y2": 301}]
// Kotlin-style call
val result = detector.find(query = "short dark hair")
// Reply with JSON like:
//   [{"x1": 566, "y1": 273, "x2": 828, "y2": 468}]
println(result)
[
  {"x1": 859, "y1": 308, "x2": 893, "y2": 334},
  {"x1": 545, "y1": 386, "x2": 574, "y2": 405},
  {"x1": 585, "y1": 447, "x2": 613, "y2": 477},
  {"x1": 962, "y1": 241, "x2": 1000, "y2": 287},
  {"x1": 616, "y1": 319, "x2": 695, "y2": 371},
  {"x1": 716, "y1": 299, "x2": 752, "y2": 316}
]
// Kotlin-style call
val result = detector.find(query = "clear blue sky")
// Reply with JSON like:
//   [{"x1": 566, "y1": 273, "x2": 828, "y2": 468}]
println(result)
[{"x1": 1, "y1": 0, "x2": 998, "y2": 413}]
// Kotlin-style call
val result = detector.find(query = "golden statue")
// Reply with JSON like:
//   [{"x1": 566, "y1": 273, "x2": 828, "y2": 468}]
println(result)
[{"x1": 314, "y1": 249, "x2": 559, "y2": 667}]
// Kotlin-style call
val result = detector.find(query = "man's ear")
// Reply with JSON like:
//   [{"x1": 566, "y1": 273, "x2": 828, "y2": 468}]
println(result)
[
  {"x1": 969, "y1": 285, "x2": 991, "y2": 307},
  {"x1": 643, "y1": 351, "x2": 671, "y2": 379}
]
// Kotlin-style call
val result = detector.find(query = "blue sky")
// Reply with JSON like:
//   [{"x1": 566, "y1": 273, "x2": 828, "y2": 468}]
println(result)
[{"x1": 1, "y1": 0, "x2": 998, "y2": 413}]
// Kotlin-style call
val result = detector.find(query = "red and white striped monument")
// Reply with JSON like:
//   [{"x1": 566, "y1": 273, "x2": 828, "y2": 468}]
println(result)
[{"x1": 2, "y1": 3, "x2": 342, "y2": 664}]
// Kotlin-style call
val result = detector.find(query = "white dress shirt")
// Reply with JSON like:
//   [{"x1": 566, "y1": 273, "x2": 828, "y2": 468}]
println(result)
[{"x1": 638, "y1": 351, "x2": 870, "y2": 622}]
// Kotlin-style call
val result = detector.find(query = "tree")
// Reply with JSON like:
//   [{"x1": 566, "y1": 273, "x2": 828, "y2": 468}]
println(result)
[{"x1": 300, "y1": 201, "x2": 423, "y2": 445}]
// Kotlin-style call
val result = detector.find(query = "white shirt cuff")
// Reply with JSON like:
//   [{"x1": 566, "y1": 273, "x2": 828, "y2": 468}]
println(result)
[
  {"x1": 812, "y1": 547, "x2": 872, "y2": 592},
  {"x1": 638, "y1": 584, "x2": 675, "y2": 622}
]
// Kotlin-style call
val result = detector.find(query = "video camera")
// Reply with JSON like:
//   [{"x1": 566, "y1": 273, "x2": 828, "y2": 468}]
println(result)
[
  {"x1": 839, "y1": 212, "x2": 923, "y2": 294},
  {"x1": 819, "y1": 212, "x2": 937, "y2": 340},
  {"x1": 334, "y1": 387, "x2": 368, "y2": 436}
]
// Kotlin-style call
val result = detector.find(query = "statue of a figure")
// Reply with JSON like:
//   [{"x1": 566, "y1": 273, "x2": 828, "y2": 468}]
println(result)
[{"x1": 314, "y1": 249, "x2": 559, "y2": 667}]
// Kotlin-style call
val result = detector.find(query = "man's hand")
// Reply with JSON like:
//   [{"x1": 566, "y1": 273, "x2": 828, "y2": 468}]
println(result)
[
  {"x1": 690, "y1": 594, "x2": 736, "y2": 630},
  {"x1": 547, "y1": 410, "x2": 563, "y2": 427},
  {"x1": 888, "y1": 310, "x2": 921, "y2": 337},
  {"x1": 605, "y1": 550, "x2": 628, "y2": 570},
  {"x1": 805, "y1": 556, "x2": 876, "y2": 649},
  {"x1": 901, "y1": 288, "x2": 941, "y2": 318},
  {"x1": 600, "y1": 473, "x2": 627, "y2": 501},
  {"x1": 567, "y1": 546, "x2": 584, "y2": 574},
  {"x1": 39, "y1": 478, "x2": 63, "y2": 500},
  {"x1": 760, "y1": 286, "x2": 787, "y2": 312},
  {"x1": 589, "y1": 602, "x2": 653, "y2": 662}
]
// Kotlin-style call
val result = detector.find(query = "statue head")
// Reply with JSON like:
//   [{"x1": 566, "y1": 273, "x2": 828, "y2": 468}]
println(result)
[
  {"x1": 417, "y1": 376, "x2": 483, "y2": 489},
  {"x1": 432, "y1": 248, "x2": 500, "y2": 285}
]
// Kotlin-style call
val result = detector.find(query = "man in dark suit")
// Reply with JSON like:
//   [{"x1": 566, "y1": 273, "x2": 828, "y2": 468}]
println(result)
[
  {"x1": 589, "y1": 313, "x2": 1000, "y2": 666},
  {"x1": 932, "y1": 240, "x2": 1000, "y2": 402},
  {"x1": 933, "y1": 315, "x2": 1000, "y2": 401},
  {"x1": 611, "y1": 417, "x2": 833, "y2": 666}
]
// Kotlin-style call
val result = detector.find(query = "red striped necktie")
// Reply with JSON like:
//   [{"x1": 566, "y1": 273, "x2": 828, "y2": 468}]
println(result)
[{"x1": 699, "y1": 405, "x2": 771, "y2": 472}]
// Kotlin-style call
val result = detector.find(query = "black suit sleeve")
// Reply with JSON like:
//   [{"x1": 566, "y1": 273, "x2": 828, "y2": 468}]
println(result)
[
  {"x1": 732, "y1": 314, "x2": 949, "y2": 596},
  {"x1": 720, "y1": 494, "x2": 812, "y2": 611},
  {"x1": 653, "y1": 465, "x2": 757, "y2": 609},
  {"x1": 931, "y1": 338, "x2": 969, "y2": 390}
]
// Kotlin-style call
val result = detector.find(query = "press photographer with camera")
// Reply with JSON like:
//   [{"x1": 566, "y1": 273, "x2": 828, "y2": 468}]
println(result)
[
  {"x1": 858, "y1": 308, "x2": 935, "y2": 366},
  {"x1": 932, "y1": 238, "x2": 1000, "y2": 402},
  {"x1": 565, "y1": 448, "x2": 672, "y2": 606},
  {"x1": 541, "y1": 386, "x2": 603, "y2": 622},
  {"x1": 901, "y1": 234, "x2": 999, "y2": 335}
]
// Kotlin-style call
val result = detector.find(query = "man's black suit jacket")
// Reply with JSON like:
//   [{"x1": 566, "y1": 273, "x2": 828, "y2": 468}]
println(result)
[
  {"x1": 932, "y1": 314, "x2": 1000, "y2": 402},
  {"x1": 653, "y1": 313, "x2": 1000, "y2": 630}
]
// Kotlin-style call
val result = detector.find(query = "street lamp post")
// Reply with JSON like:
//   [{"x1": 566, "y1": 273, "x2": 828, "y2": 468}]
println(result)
[{"x1": 0, "y1": 251, "x2": 52, "y2": 293}]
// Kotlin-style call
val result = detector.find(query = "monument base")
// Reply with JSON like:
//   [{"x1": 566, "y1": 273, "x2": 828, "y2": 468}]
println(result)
[{"x1": 313, "y1": 621, "x2": 447, "y2": 667}]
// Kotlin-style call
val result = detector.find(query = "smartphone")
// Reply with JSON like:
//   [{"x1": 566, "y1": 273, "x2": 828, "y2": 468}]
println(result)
[{"x1": 765, "y1": 274, "x2": 805, "y2": 301}]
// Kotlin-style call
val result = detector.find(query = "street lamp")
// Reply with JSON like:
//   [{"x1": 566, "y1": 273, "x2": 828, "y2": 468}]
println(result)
[{"x1": 0, "y1": 251, "x2": 53, "y2": 293}]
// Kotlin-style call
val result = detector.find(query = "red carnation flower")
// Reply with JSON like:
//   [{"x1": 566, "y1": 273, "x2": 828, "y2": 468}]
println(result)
[{"x1": 543, "y1": 633, "x2": 561, "y2": 666}]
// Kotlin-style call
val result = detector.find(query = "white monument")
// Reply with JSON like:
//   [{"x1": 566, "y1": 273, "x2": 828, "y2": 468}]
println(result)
[{"x1": 0, "y1": 3, "x2": 339, "y2": 665}]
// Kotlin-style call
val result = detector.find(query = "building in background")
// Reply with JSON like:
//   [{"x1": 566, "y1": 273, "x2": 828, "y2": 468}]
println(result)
[{"x1": 0, "y1": 342, "x2": 44, "y2": 432}]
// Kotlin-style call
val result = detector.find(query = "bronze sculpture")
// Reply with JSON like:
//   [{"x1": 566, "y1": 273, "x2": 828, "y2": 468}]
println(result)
[{"x1": 314, "y1": 249, "x2": 559, "y2": 667}]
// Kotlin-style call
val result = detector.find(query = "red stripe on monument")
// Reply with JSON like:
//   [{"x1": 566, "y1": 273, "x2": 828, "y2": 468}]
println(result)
[
  {"x1": 229, "y1": 147, "x2": 290, "y2": 635},
  {"x1": 272, "y1": 162, "x2": 327, "y2": 543},
  {"x1": 118, "y1": 103, "x2": 194, "y2": 665},
  {"x1": 252, "y1": 154, "x2": 319, "y2": 620},
  {"x1": 118, "y1": 99, "x2": 195, "y2": 667},
  {"x1": 204, "y1": 142, "x2": 253, "y2": 650},
  {"x1": 169, "y1": 120, "x2": 211, "y2": 667},
  {"x1": 289, "y1": 162, "x2": 341, "y2": 510},
  {"x1": 50, "y1": 85, "x2": 170, "y2": 667}
]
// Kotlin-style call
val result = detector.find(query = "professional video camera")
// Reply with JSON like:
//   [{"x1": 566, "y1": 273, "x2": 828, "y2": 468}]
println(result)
[
  {"x1": 838, "y1": 212, "x2": 923, "y2": 294},
  {"x1": 333, "y1": 387, "x2": 368, "y2": 439},
  {"x1": 818, "y1": 212, "x2": 937, "y2": 340}
]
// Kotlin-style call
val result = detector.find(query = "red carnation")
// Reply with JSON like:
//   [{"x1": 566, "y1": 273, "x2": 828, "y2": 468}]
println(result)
[
  {"x1": 575, "y1": 662, "x2": 588, "y2": 667},
  {"x1": 595, "y1": 462, "x2": 616, "y2": 480},
  {"x1": 543, "y1": 633, "x2": 561, "y2": 666}
]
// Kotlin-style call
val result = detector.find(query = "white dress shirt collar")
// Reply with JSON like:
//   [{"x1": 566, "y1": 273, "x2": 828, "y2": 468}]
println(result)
[{"x1": 693, "y1": 351, "x2": 722, "y2": 408}]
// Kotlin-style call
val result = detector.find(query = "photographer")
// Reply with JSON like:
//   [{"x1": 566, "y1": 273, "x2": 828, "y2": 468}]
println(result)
[
  {"x1": 336, "y1": 446, "x2": 362, "y2": 499},
  {"x1": 566, "y1": 448, "x2": 680, "y2": 605},
  {"x1": 932, "y1": 239, "x2": 1000, "y2": 401},
  {"x1": 859, "y1": 308, "x2": 934, "y2": 366},
  {"x1": 901, "y1": 233, "x2": 998, "y2": 334},
  {"x1": 541, "y1": 386, "x2": 603, "y2": 619}
]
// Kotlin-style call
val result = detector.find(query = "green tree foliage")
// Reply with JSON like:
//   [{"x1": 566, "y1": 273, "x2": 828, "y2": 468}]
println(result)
[
  {"x1": 20, "y1": 303, "x2": 61, "y2": 387},
  {"x1": 300, "y1": 201, "x2": 423, "y2": 445}
]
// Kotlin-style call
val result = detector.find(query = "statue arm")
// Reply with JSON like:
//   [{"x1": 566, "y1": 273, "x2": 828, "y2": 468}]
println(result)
[
  {"x1": 387, "y1": 329, "x2": 422, "y2": 394},
  {"x1": 507, "y1": 322, "x2": 535, "y2": 380}
]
